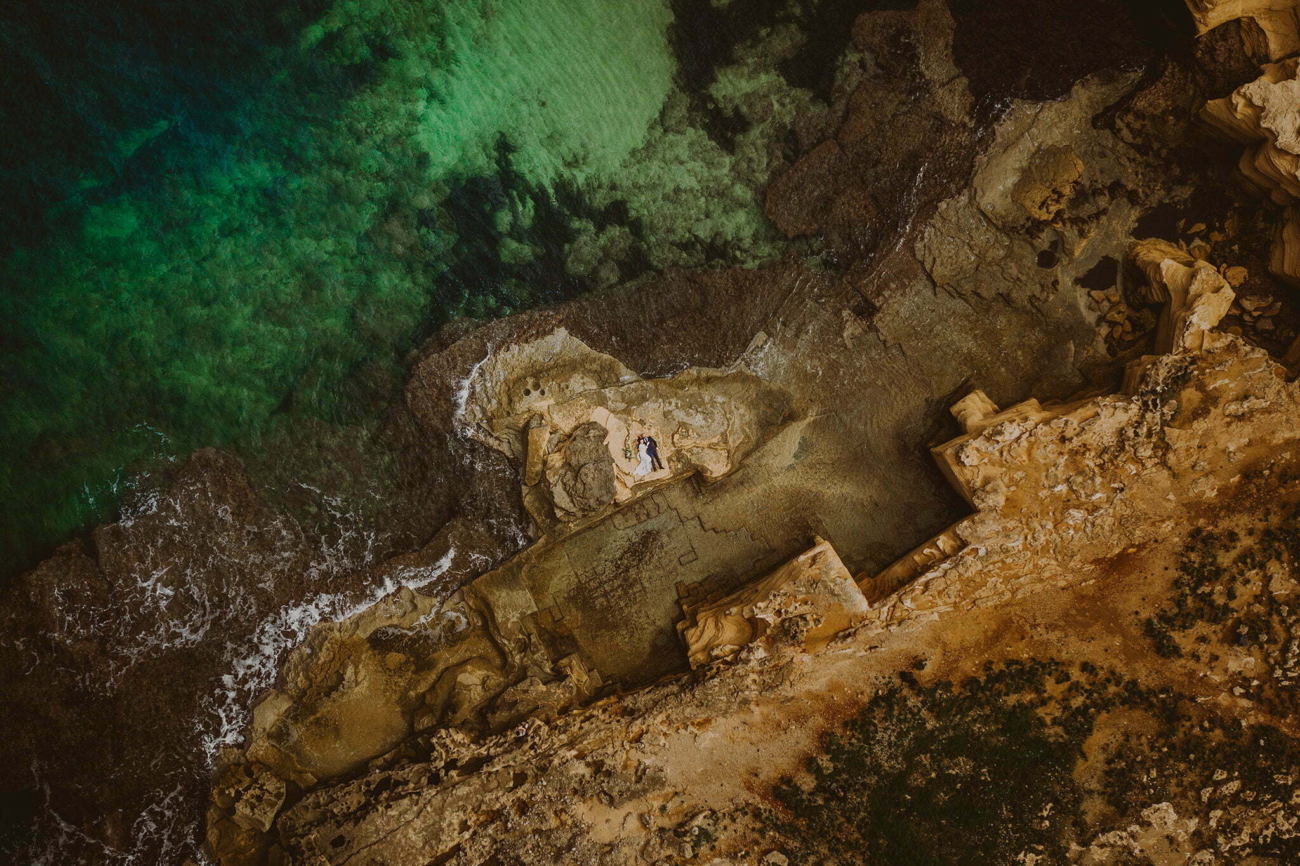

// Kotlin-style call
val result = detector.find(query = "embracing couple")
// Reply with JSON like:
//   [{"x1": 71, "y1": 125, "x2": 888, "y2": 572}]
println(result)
[{"x1": 633, "y1": 434, "x2": 663, "y2": 477}]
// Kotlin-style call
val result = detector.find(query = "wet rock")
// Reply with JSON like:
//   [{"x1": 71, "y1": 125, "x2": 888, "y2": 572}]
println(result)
[
  {"x1": 0, "y1": 449, "x2": 315, "y2": 861},
  {"x1": 918, "y1": 72, "x2": 1145, "y2": 307},
  {"x1": 765, "y1": 0, "x2": 977, "y2": 265},
  {"x1": 205, "y1": 760, "x2": 286, "y2": 866}
]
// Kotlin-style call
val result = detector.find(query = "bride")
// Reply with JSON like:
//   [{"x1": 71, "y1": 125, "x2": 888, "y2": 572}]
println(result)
[{"x1": 633, "y1": 435, "x2": 654, "y2": 477}]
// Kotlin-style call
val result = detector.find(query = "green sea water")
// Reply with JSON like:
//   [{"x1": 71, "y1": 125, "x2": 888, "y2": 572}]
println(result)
[{"x1": 0, "y1": 0, "x2": 834, "y2": 576}]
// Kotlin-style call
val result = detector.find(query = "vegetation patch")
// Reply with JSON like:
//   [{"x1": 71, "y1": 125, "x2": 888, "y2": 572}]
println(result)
[{"x1": 764, "y1": 659, "x2": 1300, "y2": 864}]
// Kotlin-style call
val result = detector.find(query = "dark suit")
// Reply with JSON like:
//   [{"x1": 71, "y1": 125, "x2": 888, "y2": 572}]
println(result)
[{"x1": 645, "y1": 437, "x2": 663, "y2": 471}]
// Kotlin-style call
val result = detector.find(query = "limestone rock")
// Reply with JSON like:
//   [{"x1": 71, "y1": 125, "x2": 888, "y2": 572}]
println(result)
[
  {"x1": 1200, "y1": 60, "x2": 1300, "y2": 286},
  {"x1": 523, "y1": 415, "x2": 548, "y2": 487},
  {"x1": 949, "y1": 389, "x2": 1002, "y2": 435},
  {"x1": 258, "y1": 302, "x2": 1300, "y2": 864},
  {"x1": 1131, "y1": 239, "x2": 1237, "y2": 353},
  {"x1": 1202, "y1": 57, "x2": 1300, "y2": 193},
  {"x1": 678, "y1": 538, "x2": 869, "y2": 668},
  {"x1": 205, "y1": 762, "x2": 286, "y2": 866},
  {"x1": 1011, "y1": 145, "x2": 1085, "y2": 222},
  {"x1": 419, "y1": 657, "x2": 509, "y2": 730},
  {"x1": 545, "y1": 421, "x2": 618, "y2": 520},
  {"x1": 452, "y1": 328, "x2": 639, "y2": 438},
  {"x1": 917, "y1": 73, "x2": 1143, "y2": 306},
  {"x1": 241, "y1": 567, "x2": 511, "y2": 788},
  {"x1": 484, "y1": 654, "x2": 600, "y2": 730},
  {"x1": 440, "y1": 327, "x2": 796, "y2": 532},
  {"x1": 1185, "y1": 0, "x2": 1300, "y2": 61}
]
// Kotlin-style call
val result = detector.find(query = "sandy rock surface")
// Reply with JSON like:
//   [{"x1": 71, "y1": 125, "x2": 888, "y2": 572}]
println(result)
[{"x1": 235, "y1": 249, "x2": 1300, "y2": 865}]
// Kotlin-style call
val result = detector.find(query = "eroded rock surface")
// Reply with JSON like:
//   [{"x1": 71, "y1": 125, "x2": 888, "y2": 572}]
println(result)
[
  {"x1": 9, "y1": 2, "x2": 1299, "y2": 863},
  {"x1": 441, "y1": 327, "x2": 797, "y2": 532},
  {"x1": 1186, "y1": 0, "x2": 1300, "y2": 61},
  {"x1": 224, "y1": 243, "x2": 1300, "y2": 865},
  {"x1": 678, "y1": 537, "x2": 868, "y2": 668}
]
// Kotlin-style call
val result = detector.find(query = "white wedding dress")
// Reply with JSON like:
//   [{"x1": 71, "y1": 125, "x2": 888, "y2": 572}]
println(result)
[{"x1": 633, "y1": 440, "x2": 654, "y2": 477}]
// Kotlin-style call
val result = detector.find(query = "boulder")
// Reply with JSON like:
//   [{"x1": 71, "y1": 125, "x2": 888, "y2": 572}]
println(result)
[
  {"x1": 1131, "y1": 239, "x2": 1236, "y2": 354},
  {"x1": 242, "y1": 581, "x2": 509, "y2": 788},
  {"x1": 1011, "y1": 145, "x2": 1085, "y2": 222},
  {"x1": 546, "y1": 421, "x2": 618, "y2": 520},
  {"x1": 204, "y1": 762, "x2": 285, "y2": 866},
  {"x1": 678, "y1": 538, "x2": 870, "y2": 668}
]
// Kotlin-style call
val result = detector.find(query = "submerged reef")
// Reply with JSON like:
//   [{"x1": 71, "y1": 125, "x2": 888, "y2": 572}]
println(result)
[{"x1": 0, "y1": 0, "x2": 829, "y2": 577}]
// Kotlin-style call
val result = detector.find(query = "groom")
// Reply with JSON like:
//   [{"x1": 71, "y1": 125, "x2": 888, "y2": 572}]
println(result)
[{"x1": 643, "y1": 435, "x2": 664, "y2": 471}]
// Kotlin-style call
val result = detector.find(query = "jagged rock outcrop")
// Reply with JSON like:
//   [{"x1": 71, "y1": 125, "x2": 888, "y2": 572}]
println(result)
[
  {"x1": 763, "y1": 0, "x2": 978, "y2": 269},
  {"x1": 1202, "y1": 58, "x2": 1300, "y2": 290},
  {"x1": 677, "y1": 538, "x2": 869, "y2": 669},
  {"x1": 1185, "y1": 0, "x2": 1300, "y2": 61},
  {"x1": 916, "y1": 71, "x2": 1146, "y2": 307},
  {"x1": 1130, "y1": 238, "x2": 1238, "y2": 354},
  {"x1": 205, "y1": 532, "x2": 866, "y2": 864},
  {"x1": 220, "y1": 243, "x2": 1300, "y2": 864},
  {"x1": 546, "y1": 421, "x2": 620, "y2": 519},
  {"x1": 413, "y1": 326, "x2": 797, "y2": 533},
  {"x1": 1202, "y1": 58, "x2": 1300, "y2": 202}
]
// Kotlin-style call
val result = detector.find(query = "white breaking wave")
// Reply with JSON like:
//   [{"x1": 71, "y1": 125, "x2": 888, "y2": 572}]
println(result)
[
  {"x1": 199, "y1": 547, "x2": 458, "y2": 766},
  {"x1": 28, "y1": 775, "x2": 201, "y2": 866},
  {"x1": 16, "y1": 456, "x2": 464, "y2": 864},
  {"x1": 452, "y1": 345, "x2": 493, "y2": 434}
]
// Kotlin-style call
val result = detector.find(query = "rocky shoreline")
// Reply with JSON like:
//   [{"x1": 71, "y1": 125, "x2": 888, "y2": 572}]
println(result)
[{"x1": 8, "y1": 1, "x2": 1300, "y2": 863}]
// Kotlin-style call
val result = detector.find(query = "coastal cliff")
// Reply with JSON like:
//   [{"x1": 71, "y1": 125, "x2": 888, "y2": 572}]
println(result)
[{"x1": 7, "y1": 1, "x2": 1300, "y2": 863}]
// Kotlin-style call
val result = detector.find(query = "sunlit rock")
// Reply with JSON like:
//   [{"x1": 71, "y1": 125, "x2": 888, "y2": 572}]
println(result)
[
  {"x1": 678, "y1": 537, "x2": 869, "y2": 668},
  {"x1": 446, "y1": 327, "x2": 797, "y2": 532},
  {"x1": 251, "y1": 241, "x2": 1300, "y2": 865}
]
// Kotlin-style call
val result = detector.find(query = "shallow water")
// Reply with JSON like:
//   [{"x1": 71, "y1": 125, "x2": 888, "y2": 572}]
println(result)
[{"x1": 0, "y1": 0, "x2": 822, "y2": 580}]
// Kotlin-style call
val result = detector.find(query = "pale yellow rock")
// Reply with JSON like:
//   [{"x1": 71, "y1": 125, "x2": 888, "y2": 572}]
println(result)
[
  {"x1": 451, "y1": 328, "x2": 795, "y2": 530},
  {"x1": 456, "y1": 328, "x2": 638, "y2": 436},
  {"x1": 1131, "y1": 239, "x2": 1236, "y2": 354},
  {"x1": 1185, "y1": 0, "x2": 1300, "y2": 60},
  {"x1": 230, "y1": 764, "x2": 285, "y2": 834},
  {"x1": 860, "y1": 526, "x2": 965, "y2": 604},
  {"x1": 244, "y1": 586, "x2": 507, "y2": 787},
  {"x1": 1010, "y1": 145, "x2": 1084, "y2": 221},
  {"x1": 204, "y1": 761, "x2": 286, "y2": 866},
  {"x1": 422, "y1": 657, "x2": 509, "y2": 728},
  {"x1": 950, "y1": 390, "x2": 1001, "y2": 435},
  {"x1": 678, "y1": 538, "x2": 870, "y2": 668},
  {"x1": 1223, "y1": 264, "x2": 1250, "y2": 286}
]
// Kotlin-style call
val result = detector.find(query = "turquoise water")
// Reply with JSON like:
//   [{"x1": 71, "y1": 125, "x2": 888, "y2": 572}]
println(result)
[{"x1": 0, "y1": 0, "x2": 831, "y2": 576}]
